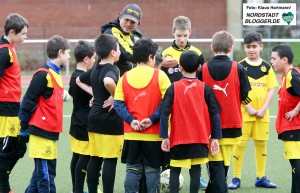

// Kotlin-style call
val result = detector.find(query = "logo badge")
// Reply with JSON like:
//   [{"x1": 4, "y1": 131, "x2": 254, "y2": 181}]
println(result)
[
  {"x1": 168, "y1": 68, "x2": 174, "y2": 74},
  {"x1": 282, "y1": 12, "x2": 294, "y2": 25}
]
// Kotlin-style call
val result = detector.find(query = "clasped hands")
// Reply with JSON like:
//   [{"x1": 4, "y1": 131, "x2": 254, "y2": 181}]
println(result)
[{"x1": 130, "y1": 118, "x2": 153, "y2": 131}]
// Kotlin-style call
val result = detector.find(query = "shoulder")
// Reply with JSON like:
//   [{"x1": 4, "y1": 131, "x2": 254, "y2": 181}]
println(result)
[
  {"x1": 158, "y1": 69, "x2": 170, "y2": 79},
  {"x1": 188, "y1": 45, "x2": 202, "y2": 55},
  {"x1": 237, "y1": 62, "x2": 246, "y2": 70},
  {"x1": 261, "y1": 59, "x2": 272, "y2": 68},
  {"x1": 238, "y1": 58, "x2": 247, "y2": 65},
  {"x1": 132, "y1": 29, "x2": 142, "y2": 38},
  {"x1": 162, "y1": 46, "x2": 174, "y2": 54},
  {"x1": 101, "y1": 19, "x2": 119, "y2": 34},
  {"x1": 291, "y1": 68, "x2": 300, "y2": 77},
  {"x1": 31, "y1": 68, "x2": 49, "y2": 83}
]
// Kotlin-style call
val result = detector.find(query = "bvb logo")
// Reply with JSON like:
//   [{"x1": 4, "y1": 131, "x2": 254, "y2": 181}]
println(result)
[
  {"x1": 10, "y1": 124, "x2": 16, "y2": 133},
  {"x1": 261, "y1": 65, "x2": 266, "y2": 72},
  {"x1": 46, "y1": 146, "x2": 52, "y2": 154}
]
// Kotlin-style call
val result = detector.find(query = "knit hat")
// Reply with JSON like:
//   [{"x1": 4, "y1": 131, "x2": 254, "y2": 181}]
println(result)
[{"x1": 121, "y1": 4, "x2": 142, "y2": 24}]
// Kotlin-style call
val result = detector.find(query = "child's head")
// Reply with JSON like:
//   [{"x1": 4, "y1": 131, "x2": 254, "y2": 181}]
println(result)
[
  {"x1": 271, "y1": 44, "x2": 294, "y2": 72},
  {"x1": 74, "y1": 40, "x2": 96, "y2": 69},
  {"x1": 95, "y1": 34, "x2": 120, "y2": 62},
  {"x1": 119, "y1": 4, "x2": 142, "y2": 33},
  {"x1": 172, "y1": 16, "x2": 191, "y2": 49},
  {"x1": 4, "y1": 13, "x2": 29, "y2": 44},
  {"x1": 132, "y1": 38, "x2": 158, "y2": 67},
  {"x1": 46, "y1": 35, "x2": 71, "y2": 67},
  {"x1": 179, "y1": 50, "x2": 200, "y2": 73},
  {"x1": 243, "y1": 31, "x2": 263, "y2": 61},
  {"x1": 211, "y1": 30, "x2": 234, "y2": 54}
]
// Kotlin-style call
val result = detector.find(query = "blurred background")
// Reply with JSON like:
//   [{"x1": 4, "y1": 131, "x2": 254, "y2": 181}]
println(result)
[{"x1": 0, "y1": 0, "x2": 299, "y2": 75}]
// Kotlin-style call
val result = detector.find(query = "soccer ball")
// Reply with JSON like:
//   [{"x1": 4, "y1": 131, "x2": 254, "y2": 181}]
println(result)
[
  {"x1": 160, "y1": 169, "x2": 184, "y2": 192},
  {"x1": 63, "y1": 90, "x2": 71, "y2": 101}
]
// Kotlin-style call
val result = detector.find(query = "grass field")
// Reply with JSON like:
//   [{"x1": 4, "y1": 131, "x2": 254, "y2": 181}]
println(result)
[{"x1": 9, "y1": 87, "x2": 292, "y2": 193}]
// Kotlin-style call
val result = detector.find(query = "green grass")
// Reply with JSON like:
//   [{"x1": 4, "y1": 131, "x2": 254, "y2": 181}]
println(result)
[{"x1": 10, "y1": 87, "x2": 291, "y2": 193}]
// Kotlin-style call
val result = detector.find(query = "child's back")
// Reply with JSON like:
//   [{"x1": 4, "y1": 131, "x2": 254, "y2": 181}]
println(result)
[{"x1": 198, "y1": 30, "x2": 251, "y2": 193}]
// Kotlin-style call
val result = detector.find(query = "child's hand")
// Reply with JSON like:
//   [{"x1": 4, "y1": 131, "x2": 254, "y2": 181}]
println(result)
[
  {"x1": 139, "y1": 118, "x2": 152, "y2": 129},
  {"x1": 285, "y1": 109, "x2": 299, "y2": 122},
  {"x1": 103, "y1": 96, "x2": 114, "y2": 111},
  {"x1": 244, "y1": 104, "x2": 257, "y2": 116},
  {"x1": 89, "y1": 97, "x2": 94, "y2": 107},
  {"x1": 161, "y1": 54, "x2": 178, "y2": 68},
  {"x1": 256, "y1": 108, "x2": 267, "y2": 118},
  {"x1": 130, "y1": 120, "x2": 143, "y2": 131},
  {"x1": 210, "y1": 139, "x2": 219, "y2": 156},
  {"x1": 161, "y1": 138, "x2": 170, "y2": 152}
]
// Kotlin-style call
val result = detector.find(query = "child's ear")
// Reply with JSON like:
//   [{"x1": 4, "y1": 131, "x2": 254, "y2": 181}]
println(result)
[
  {"x1": 227, "y1": 45, "x2": 233, "y2": 54},
  {"x1": 58, "y1": 49, "x2": 63, "y2": 56},
  {"x1": 260, "y1": 43, "x2": 264, "y2": 50},
  {"x1": 282, "y1": 56, "x2": 289, "y2": 64},
  {"x1": 83, "y1": 56, "x2": 89, "y2": 63},
  {"x1": 179, "y1": 64, "x2": 183, "y2": 71},
  {"x1": 148, "y1": 54, "x2": 154, "y2": 63},
  {"x1": 210, "y1": 44, "x2": 214, "y2": 52},
  {"x1": 8, "y1": 29, "x2": 16, "y2": 35},
  {"x1": 111, "y1": 49, "x2": 116, "y2": 57}
]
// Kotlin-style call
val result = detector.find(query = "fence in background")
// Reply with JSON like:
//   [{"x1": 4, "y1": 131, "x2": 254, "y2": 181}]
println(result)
[{"x1": 22, "y1": 38, "x2": 300, "y2": 76}]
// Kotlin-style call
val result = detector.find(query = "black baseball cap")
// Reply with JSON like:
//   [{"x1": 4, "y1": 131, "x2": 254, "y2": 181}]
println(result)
[{"x1": 121, "y1": 4, "x2": 142, "y2": 24}]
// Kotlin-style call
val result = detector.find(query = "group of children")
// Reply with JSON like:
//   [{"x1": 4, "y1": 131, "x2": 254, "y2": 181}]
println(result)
[{"x1": 0, "y1": 10, "x2": 300, "y2": 193}]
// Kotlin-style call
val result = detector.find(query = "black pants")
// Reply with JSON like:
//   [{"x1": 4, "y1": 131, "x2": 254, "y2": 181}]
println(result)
[
  {"x1": 0, "y1": 136, "x2": 27, "y2": 193},
  {"x1": 290, "y1": 159, "x2": 300, "y2": 193},
  {"x1": 70, "y1": 152, "x2": 90, "y2": 193},
  {"x1": 205, "y1": 161, "x2": 228, "y2": 193},
  {"x1": 87, "y1": 157, "x2": 117, "y2": 193},
  {"x1": 170, "y1": 165, "x2": 200, "y2": 193}
]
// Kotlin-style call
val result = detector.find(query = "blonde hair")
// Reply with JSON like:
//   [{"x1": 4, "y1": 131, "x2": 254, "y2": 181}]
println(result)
[
  {"x1": 172, "y1": 16, "x2": 191, "y2": 32},
  {"x1": 211, "y1": 30, "x2": 234, "y2": 53}
]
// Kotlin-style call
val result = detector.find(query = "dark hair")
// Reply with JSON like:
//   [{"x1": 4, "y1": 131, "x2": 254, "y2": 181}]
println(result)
[
  {"x1": 46, "y1": 35, "x2": 71, "y2": 59},
  {"x1": 155, "y1": 47, "x2": 163, "y2": 66},
  {"x1": 74, "y1": 40, "x2": 95, "y2": 63},
  {"x1": 244, "y1": 31, "x2": 262, "y2": 44},
  {"x1": 272, "y1": 44, "x2": 294, "y2": 64},
  {"x1": 94, "y1": 34, "x2": 118, "y2": 59},
  {"x1": 4, "y1": 13, "x2": 29, "y2": 36},
  {"x1": 211, "y1": 30, "x2": 234, "y2": 53},
  {"x1": 132, "y1": 38, "x2": 158, "y2": 63},
  {"x1": 179, "y1": 50, "x2": 200, "y2": 73}
]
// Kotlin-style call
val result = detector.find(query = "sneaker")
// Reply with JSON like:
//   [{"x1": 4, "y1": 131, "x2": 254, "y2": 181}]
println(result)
[
  {"x1": 255, "y1": 176, "x2": 277, "y2": 188},
  {"x1": 199, "y1": 177, "x2": 208, "y2": 190},
  {"x1": 228, "y1": 177, "x2": 241, "y2": 189}
]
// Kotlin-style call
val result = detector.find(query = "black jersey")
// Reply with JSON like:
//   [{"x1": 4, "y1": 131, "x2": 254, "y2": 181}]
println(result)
[
  {"x1": 79, "y1": 63, "x2": 123, "y2": 135},
  {"x1": 69, "y1": 69, "x2": 92, "y2": 141}
]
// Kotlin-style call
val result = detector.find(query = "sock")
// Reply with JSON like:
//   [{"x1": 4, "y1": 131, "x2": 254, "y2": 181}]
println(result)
[
  {"x1": 254, "y1": 140, "x2": 267, "y2": 178},
  {"x1": 232, "y1": 140, "x2": 248, "y2": 179},
  {"x1": 189, "y1": 165, "x2": 200, "y2": 193}
]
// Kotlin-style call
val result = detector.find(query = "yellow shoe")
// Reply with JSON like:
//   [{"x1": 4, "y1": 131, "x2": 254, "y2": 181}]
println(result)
[{"x1": 97, "y1": 188, "x2": 102, "y2": 193}]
